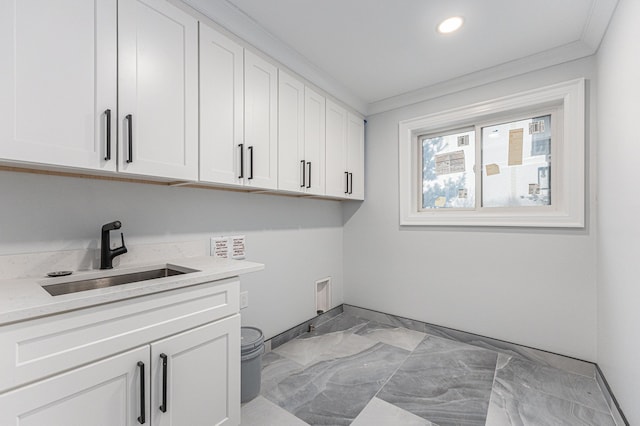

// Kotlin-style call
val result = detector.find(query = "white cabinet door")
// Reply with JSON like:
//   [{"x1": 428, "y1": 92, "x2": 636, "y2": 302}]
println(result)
[
  {"x1": 199, "y1": 24, "x2": 244, "y2": 186},
  {"x1": 325, "y1": 99, "x2": 348, "y2": 198},
  {"x1": 151, "y1": 315, "x2": 241, "y2": 426},
  {"x1": 304, "y1": 87, "x2": 326, "y2": 196},
  {"x1": 0, "y1": 0, "x2": 117, "y2": 171},
  {"x1": 278, "y1": 70, "x2": 305, "y2": 193},
  {"x1": 244, "y1": 51, "x2": 278, "y2": 190},
  {"x1": 0, "y1": 346, "x2": 149, "y2": 426},
  {"x1": 118, "y1": 0, "x2": 198, "y2": 181},
  {"x1": 347, "y1": 112, "x2": 365, "y2": 200}
]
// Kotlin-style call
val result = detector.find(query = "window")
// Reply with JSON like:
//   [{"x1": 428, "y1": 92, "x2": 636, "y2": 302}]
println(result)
[{"x1": 399, "y1": 79, "x2": 585, "y2": 227}]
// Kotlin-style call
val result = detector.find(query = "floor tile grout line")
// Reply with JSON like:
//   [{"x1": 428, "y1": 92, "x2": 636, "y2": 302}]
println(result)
[
  {"x1": 498, "y1": 374, "x2": 614, "y2": 416},
  {"x1": 367, "y1": 334, "x2": 429, "y2": 414},
  {"x1": 485, "y1": 353, "x2": 507, "y2": 421},
  {"x1": 593, "y1": 373, "x2": 621, "y2": 423}
]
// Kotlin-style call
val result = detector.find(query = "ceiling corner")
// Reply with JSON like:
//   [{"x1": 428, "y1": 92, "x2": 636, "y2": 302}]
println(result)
[
  {"x1": 181, "y1": 0, "x2": 369, "y2": 115},
  {"x1": 581, "y1": 0, "x2": 619, "y2": 50}
]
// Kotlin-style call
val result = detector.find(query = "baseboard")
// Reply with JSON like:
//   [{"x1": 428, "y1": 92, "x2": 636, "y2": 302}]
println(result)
[
  {"x1": 595, "y1": 365, "x2": 630, "y2": 426},
  {"x1": 266, "y1": 305, "x2": 343, "y2": 350}
]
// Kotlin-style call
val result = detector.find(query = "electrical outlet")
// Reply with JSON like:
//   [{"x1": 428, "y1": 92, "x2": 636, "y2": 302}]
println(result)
[{"x1": 240, "y1": 291, "x2": 249, "y2": 309}]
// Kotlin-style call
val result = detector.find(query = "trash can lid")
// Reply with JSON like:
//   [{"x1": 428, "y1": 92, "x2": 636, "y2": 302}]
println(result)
[{"x1": 241, "y1": 326, "x2": 264, "y2": 354}]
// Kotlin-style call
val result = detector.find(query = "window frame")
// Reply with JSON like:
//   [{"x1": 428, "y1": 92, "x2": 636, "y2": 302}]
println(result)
[{"x1": 399, "y1": 79, "x2": 585, "y2": 227}]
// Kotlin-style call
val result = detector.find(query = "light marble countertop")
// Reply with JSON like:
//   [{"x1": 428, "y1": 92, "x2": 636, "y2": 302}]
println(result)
[{"x1": 0, "y1": 256, "x2": 264, "y2": 326}]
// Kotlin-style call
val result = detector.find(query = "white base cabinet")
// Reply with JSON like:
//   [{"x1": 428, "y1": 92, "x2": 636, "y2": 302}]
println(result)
[
  {"x1": 0, "y1": 346, "x2": 148, "y2": 426},
  {"x1": 151, "y1": 316, "x2": 240, "y2": 426},
  {"x1": 0, "y1": 278, "x2": 241, "y2": 426}
]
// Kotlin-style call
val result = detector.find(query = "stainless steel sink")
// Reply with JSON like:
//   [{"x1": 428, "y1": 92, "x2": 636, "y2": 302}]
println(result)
[{"x1": 42, "y1": 267, "x2": 197, "y2": 296}]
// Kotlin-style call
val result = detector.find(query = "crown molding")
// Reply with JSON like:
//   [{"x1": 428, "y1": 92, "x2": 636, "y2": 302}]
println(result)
[
  {"x1": 181, "y1": 0, "x2": 368, "y2": 115},
  {"x1": 181, "y1": 0, "x2": 617, "y2": 118}
]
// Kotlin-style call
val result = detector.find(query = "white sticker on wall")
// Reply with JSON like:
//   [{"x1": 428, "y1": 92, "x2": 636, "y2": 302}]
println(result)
[
  {"x1": 230, "y1": 235, "x2": 246, "y2": 259},
  {"x1": 211, "y1": 236, "x2": 229, "y2": 259}
]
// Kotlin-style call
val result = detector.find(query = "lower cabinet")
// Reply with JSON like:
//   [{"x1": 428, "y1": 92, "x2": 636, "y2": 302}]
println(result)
[
  {"x1": 0, "y1": 315, "x2": 240, "y2": 426},
  {"x1": 0, "y1": 346, "x2": 148, "y2": 426},
  {"x1": 151, "y1": 315, "x2": 240, "y2": 426}
]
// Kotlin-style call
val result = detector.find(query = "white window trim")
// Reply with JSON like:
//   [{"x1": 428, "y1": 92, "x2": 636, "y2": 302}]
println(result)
[{"x1": 399, "y1": 78, "x2": 585, "y2": 227}]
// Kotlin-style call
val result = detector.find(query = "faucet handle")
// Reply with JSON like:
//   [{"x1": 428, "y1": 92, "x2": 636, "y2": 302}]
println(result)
[{"x1": 118, "y1": 233, "x2": 128, "y2": 252}]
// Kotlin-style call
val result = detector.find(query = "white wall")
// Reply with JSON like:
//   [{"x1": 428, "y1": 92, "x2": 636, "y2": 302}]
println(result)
[
  {"x1": 0, "y1": 170, "x2": 344, "y2": 340},
  {"x1": 596, "y1": 0, "x2": 640, "y2": 422},
  {"x1": 344, "y1": 57, "x2": 598, "y2": 361}
]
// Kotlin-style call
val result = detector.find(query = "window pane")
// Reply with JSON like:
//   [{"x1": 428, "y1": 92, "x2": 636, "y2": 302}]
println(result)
[
  {"x1": 481, "y1": 115, "x2": 551, "y2": 207},
  {"x1": 421, "y1": 130, "x2": 475, "y2": 209}
]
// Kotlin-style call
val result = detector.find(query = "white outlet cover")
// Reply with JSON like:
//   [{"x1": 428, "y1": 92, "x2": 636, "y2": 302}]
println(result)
[{"x1": 240, "y1": 291, "x2": 249, "y2": 309}]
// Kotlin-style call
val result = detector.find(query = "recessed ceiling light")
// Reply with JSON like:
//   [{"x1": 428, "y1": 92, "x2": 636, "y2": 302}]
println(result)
[{"x1": 437, "y1": 16, "x2": 464, "y2": 34}]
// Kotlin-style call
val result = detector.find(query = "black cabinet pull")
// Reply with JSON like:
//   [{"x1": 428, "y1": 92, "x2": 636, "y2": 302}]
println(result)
[
  {"x1": 137, "y1": 361, "x2": 146, "y2": 424},
  {"x1": 300, "y1": 160, "x2": 305, "y2": 187},
  {"x1": 104, "y1": 109, "x2": 111, "y2": 161},
  {"x1": 126, "y1": 114, "x2": 133, "y2": 164},
  {"x1": 238, "y1": 144, "x2": 244, "y2": 178},
  {"x1": 248, "y1": 146, "x2": 254, "y2": 180},
  {"x1": 160, "y1": 353, "x2": 168, "y2": 413},
  {"x1": 344, "y1": 171, "x2": 349, "y2": 194},
  {"x1": 306, "y1": 162, "x2": 311, "y2": 188},
  {"x1": 349, "y1": 172, "x2": 353, "y2": 194}
]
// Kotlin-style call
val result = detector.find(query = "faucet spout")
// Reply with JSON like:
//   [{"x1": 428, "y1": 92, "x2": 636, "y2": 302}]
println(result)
[{"x1": 100, "y1": 220, "x2": 128, "y2": 269}]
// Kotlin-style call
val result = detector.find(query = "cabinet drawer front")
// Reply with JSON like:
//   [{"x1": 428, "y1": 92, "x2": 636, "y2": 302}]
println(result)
[{"x1": 0, "y1": 278, "x2": 239, "y2": 393}]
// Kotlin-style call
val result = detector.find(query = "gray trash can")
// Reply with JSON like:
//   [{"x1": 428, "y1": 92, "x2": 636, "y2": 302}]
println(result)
[{"x1": 241, "y1": 326, "x2": 264, "y2": 403}]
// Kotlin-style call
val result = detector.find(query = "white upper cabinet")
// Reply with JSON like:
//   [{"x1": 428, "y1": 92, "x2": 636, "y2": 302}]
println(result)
[
  {"x1": 325, "y1": 100, "x2": 364, "y2": 200},
  {"x1": 199, "y1": 24, "x2": 244, "y2": 186},
  {"x1": 277, "y1": 72, "x2": 326, "y2": 196},
  {"x1": 118, "y1": 0, "x2": 198, "y2": 181},
  {"x1": 325, "y1": 100, "x2": 349, "y2": 198},
  {"x1": 347, "y1": 112, "x2": 365, "y2": 200},
  {"x1": 278, "y1": 71, "x2": 305, "y2": 193},
  {"x1": 244, "y1": 51, "x2": 278, "y2": 190},
  {"x1": 0, "y1": 0, "x2": 117, "y2": 171},
  {"x1": 304, "y1": 87, "x2": 327, "y2": 196}
]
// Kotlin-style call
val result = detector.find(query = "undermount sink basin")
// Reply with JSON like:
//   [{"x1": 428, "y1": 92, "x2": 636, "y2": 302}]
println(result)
[{"x1": 42, "y1": 266, "x2": 198, "y2": 296}]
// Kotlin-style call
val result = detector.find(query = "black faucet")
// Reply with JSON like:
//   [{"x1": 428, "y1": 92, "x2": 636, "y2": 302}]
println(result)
[{"x1": 100, "y1": 220, "x2": 128, "y2": 269}]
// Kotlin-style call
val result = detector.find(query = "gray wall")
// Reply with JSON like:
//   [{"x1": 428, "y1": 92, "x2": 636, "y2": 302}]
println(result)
[
  {"x1": 0, "y1": 170, "x2": 344, "y2": 340},
  {"x1": 344, "y1": 57, "x2": 598, "y2": 361},
  {"x1": 597, "y1": 0, "x2": 640, "y2": 422}
]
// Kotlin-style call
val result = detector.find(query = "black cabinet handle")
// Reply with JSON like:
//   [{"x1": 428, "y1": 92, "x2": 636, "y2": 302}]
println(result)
[
  {"x1": 300, "y1": 160, "x2": 305, "y2": 187},
  {"x1": 104, "y1": 109, "x2": 111, "y2": 161},
  {"x1": 126, "y1": 114, "x2": 133, "y2": 163},
  {"x1": 248, "y1": 146, "x2": 254, "y2": 180},
  {"x1": 306, "y1": 162, "x2": 311, "y2": 188},
  {"x1": 344, "y1": 171, "x2": 349, "y2": 194},
  {"x1": 238, "y1": 144, "x2": 244, "y2": 179},
  {"x1": 160, "y1": 353, "x2": 168, "y2": 413},
  {"x1": 349, "y1": 172, "x2": 353, "y2": 194},
  {"x1": 137, "y1": 361, "x2": 146, "y2": 424}
]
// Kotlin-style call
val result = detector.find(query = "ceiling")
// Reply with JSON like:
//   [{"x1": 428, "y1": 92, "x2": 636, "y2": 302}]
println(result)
[{"x1": 183, "y1": 0, "x2": 618, "y2": 114}]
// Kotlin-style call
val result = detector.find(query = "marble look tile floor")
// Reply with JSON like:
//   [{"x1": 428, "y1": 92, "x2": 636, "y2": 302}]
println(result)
[{"x1": 241, "y1": 313, "x2": 616, "y2": 426}]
